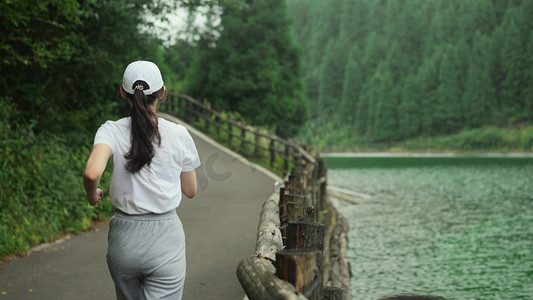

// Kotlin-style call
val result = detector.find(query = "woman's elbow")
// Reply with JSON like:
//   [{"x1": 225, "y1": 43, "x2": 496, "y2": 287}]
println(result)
[
  {"x1": 182, "y1": 183, "x2": 197, "y2": 198},
  {"x1": 183, "y1": 189, "x2": 197, "y2": 199},
  {"x1": 84, "y1": 169, "x2": 101, "y2": 183}
]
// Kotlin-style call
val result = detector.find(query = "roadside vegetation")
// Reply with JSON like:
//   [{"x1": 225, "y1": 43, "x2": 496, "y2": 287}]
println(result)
[{"x1": 305, "y1": 123, "x2": 533, "y2": 153}]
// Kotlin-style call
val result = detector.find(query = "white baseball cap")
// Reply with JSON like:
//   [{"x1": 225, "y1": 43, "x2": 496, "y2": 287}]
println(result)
[{"x1": 122, "y1": 61, "x2": 164, "y2": 95}]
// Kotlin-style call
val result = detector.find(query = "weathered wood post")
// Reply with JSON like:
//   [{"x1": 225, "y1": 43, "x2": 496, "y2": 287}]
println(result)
[
  {"x1": 180, "y1": 95, "x2": 187, "y2": 118},
  {"x1": 279, "y1": 192, "x2": 306, "y2": 243},
  {"x1": 205, "y1": 102, "x2": 212, "y2": 134},
  {"x1": 284, "y1": 143, "x2": 290, "y2": 175},
  {"x1": 289, "y1": 173, "x2": 307, "y2": 192},
  {"x1": 287, "y1": 202, "x2": 314, "y2": 223},
  {"x1": 280, "y1": 192, "x2": 306, "y2": 221},
  {"x1": 214, "y1": 115, "x2": 221, "y2": 135},
  {"x1": 228, "y1": 122, "x2": 233, "y2": 147},
  {"x1": 322, "y1": 286, "x2": 345, "y2": 300},
  {"x1": 317, "y1": 158, "x2": 327, "y2": 212},
  {"x1": 276, "y1": 249, "x2": 322, "y2": 300},
  {"x1": 186, "y1": 99, "x2": 192, "y2": 123},
  {"x1": 241, "y1": 125, "x2": 247, "y2": 154},
  {"x1": 286, "y1": 221, "x2": 325, "y2": 252},
  {"x1": 269, "y1": 139, "x2": 276, "y2": 169},
  {"x1": 285, "y1": 176, "x2": 305, "y2": 195},
  {"x1": 254, "y1": 130, "x2": 261, "y2": 159}
]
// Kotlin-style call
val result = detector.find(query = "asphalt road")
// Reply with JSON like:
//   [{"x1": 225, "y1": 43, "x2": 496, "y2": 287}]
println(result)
[{"x1": 0, "y1": 113, "x2": 281, "y2": 300}]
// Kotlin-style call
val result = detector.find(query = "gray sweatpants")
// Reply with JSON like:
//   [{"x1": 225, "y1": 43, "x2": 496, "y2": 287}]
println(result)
[{"x1": 107, "y1": 210, "x2": 186, "y2": 300}]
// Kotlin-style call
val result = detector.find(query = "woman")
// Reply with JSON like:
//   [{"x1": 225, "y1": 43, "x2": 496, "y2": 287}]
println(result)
[{"x1": 84, "y1": 60, "x2": 201, "y2": 299}]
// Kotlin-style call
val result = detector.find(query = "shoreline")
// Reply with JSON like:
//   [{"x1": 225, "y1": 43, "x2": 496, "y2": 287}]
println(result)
[{"x1": 320, "y1": 152, "x2": 533, "y2": 158}]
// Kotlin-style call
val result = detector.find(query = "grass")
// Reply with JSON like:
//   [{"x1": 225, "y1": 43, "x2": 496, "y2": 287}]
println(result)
[{"x1": 299, "y1": 124, "x2": 533, "y2": 154}]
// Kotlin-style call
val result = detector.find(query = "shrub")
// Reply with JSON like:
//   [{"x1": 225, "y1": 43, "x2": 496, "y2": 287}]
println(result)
[{"x1": 0, "y1": 100, "x2": 114, "y2": 260}]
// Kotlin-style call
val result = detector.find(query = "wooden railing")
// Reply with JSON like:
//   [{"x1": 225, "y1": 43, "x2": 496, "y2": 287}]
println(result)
[
  {"x1": 160, "y1": 93, "x2": 346, "y2": 299},
  {"x1": 159, "y1": 93, "x2": 316, "y2": 176}
]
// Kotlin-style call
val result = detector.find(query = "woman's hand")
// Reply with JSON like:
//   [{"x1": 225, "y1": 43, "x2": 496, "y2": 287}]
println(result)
[{"x1": 88, "y1": 188, "x2": 104, "y2": 206}]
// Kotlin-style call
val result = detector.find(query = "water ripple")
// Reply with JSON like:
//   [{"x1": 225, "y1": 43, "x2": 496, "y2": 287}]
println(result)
[{"x1": 327, "y1": 157, "x2": 533, "y2": 300}]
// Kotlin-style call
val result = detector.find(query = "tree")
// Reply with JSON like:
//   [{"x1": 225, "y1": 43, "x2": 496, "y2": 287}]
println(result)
[
  {"x1": 399, "y1": 75, "x2": 422, "y2": 139},
  {"x1": 463, "y1": 32, "x2": 496, "y2": 128},
  {"x1": 340, "y1": 45, "x2": 363, "y2": 125},
  {"x1": 525, "y1": 30, "x2": 533, "y2": 122},
  {"x1": 371, "y1": 63, "x2": 398, "y2": 142},
  {"x1": 499, "y1": 9, "x2": 528, "y2": 122},
  {"x1": 458, "y1": 0, "x2": 496, "y2": 35},
  {"x1": 435, "y1": 44, "x2": 463, "y2": 134},
  {"x1": 185, "y1": 0, "x2": 308, "y2": 137},
  {"x1": 317, "y1": 38, "x2": 347, "y2": 115},
  {"x1": 0, "y1": 0, "x2": 184, "y2": 132},
  {"x1": 416, "y1": 50, "x2": 441, "y2": 136}
]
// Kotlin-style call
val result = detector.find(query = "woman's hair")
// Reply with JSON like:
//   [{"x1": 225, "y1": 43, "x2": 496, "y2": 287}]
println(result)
[{"x1": 124, "y1": 80, "x2": 165, "y2": 173}]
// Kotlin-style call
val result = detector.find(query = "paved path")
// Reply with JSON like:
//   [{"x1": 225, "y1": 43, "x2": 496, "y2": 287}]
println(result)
[{"x1": 0, "y1": 114, "x2": 281, "y2": 300}]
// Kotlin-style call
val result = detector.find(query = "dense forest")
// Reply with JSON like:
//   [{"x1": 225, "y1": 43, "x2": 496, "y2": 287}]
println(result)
[{"x1": 287, "y1": 0, "x2": 533, "y2": 149}]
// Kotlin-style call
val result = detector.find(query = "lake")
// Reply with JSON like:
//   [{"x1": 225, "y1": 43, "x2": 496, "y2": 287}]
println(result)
[{"x1": 323, "y1": 155, "x2": 533, "y2": 300}]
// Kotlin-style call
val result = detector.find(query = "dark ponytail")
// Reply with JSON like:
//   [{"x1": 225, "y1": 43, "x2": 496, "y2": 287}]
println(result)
[{"x1": 124, "y1": 80, "x2": 164, "y2": 173}]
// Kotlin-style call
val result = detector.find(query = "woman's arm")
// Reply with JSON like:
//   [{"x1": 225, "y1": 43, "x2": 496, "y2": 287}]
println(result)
[
  {"x1": 84, "y1": 143, "x2": 113, "y2": 206},
  {"x1": 180, "y1": 170, "x2": 197, "y2": 198}
]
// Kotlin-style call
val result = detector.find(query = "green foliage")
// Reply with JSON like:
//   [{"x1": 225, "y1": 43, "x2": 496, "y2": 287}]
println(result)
[
  {"x1": 288, "y1": 0, "x2": 533, "y2": 146},
  {"x1": 184, "y1": 0, "x2": 308, "y2": 138},
  {"x1": 0, "y1": 0, "x2": 203, "y2": 259},
  {"x1": 0, "y1": 101, "x2": 115, "y2": 259},
  {"x1": 401, "y1": 126, "x2": 533, "y2": 152}
]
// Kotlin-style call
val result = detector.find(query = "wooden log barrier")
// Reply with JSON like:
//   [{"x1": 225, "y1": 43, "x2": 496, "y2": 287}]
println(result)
[
  {"x1": 287, "y1": 202, "x2": 315, "y2": 223},
  {"x1": 280, "y1": 193, "x2": 307, "y2": 244},
  {"x1": 286, "y1": 221, "x2": 325, "y2": 252},
  {"x1": 285, "y1": 178, "x2": 304, "y2": 194},
  {"x1": 322, "y1": 286, "x2": 345, "y2": 300},
  {"x1": 289, "y1": 172, "x2": 307, "y2": 191},
  {"x1": 280, "y1": 193, "x2": 306, "y2": 224},
  {"x1": 255, "y1": 197, "x2": 283, "y2": 261},
  {"x1": 237, "y1": 255, "x2": 307, "y2": 300},
  {"x1": 161, "y1": 94, "x2": 349, "y2": 298},
  {"x1": 276, "y1": 249, "x2": 322, "y2": 300}
]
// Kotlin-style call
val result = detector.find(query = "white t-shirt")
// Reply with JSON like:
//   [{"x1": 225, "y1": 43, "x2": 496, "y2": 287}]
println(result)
[{"x1": 94, "y1": 117, "x2": 201, "y2": 214}]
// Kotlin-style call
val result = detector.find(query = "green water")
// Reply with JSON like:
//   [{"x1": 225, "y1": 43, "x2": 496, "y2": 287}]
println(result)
[{"x1": 324, "y1": 156, "x2": 533, "y2": 300}]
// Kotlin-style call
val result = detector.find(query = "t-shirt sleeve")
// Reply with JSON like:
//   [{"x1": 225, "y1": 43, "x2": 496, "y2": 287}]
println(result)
[
  {"x1": 93, "y1": 121, "x2": 116, "y2": 152},
  {"x1": 181, "y1": 128, "x2": 201, "y2": 172}
]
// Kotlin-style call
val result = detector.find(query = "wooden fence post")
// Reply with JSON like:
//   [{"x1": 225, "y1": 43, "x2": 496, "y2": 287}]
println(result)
[
  {"x1": 289, "y1": 173, "x2": 307, "y2": 192},
  {"x1": 317, "y1": 158, "x2": 327, "y2": 212},
  {"x1": 185, "y1": 100, "x2": 192, "y2": 123},
  {"x1": 284, "y1": 144, "x2": 290, "y2": 176},
  {"x1": 205, "y1": 103, "x2": 212, "y2": 134},
  {"x1": 228, "y1": 122, "x2": 233, "y2": 147},
  {"x1": 322, "y1": 286, "x2": 345, "y2": 300},
  {"x1": 275, "y1": 249, "x2": 322, "y2": 300},
  {"x1": 279, "y1": 193, "x2": 306, "y2": 236},
  {"x1": 286, "y1": 221, "x2": 325, "y2": 252},
  {"x1": 215, "y1": 115, "x2": 221, "y2": 135},
  {"x1": 254, "y1": 130, "x2": 261, "y2": 159},
  {"x1": 287, "y1": 202, "x2": 315, "y2": 223},
  {"x1": 269, "y1": 139, "x2": 276, "y2": 169},
  {"x1": 241, "y1": 126, "x2": 247, "y2": 154}
]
